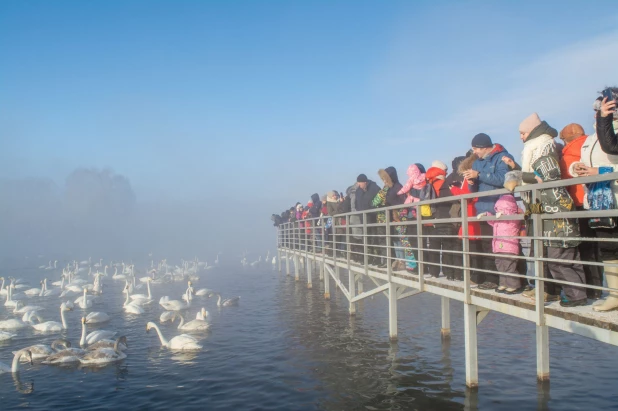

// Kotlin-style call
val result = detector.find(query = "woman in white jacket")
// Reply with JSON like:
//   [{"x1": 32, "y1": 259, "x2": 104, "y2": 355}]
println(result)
[{"x1": 570, "y1": 96, "x2": 618, "y2": 311}]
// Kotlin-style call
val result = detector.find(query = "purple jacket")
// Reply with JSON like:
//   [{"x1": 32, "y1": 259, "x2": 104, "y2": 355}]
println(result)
[{"x1": 487, "y1": 194, "x2": 520, "y2": 255}]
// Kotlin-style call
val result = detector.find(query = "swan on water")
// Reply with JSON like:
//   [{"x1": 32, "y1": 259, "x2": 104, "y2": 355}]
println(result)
[
  {"x1": 174, "y1": 310, "x2": 210, "y2": 332},
  {"x1": 13, "y1": 339, "x2": 70, "y2": 361},
  {"x1": 85, "y1": 311, "x2": 110, "y2": 323},
  {"x1": 0, "y1": 318, "x2": 28, "y2": 330},
  {"x1": 0, "y1": 331, "x2": 16, "y2": 341},
  {"x1": 128, "y1": 278, "x2": 153, "y2": 305},
  {"x1": 31, "y1": 302, "x2": 72, "y2": 332},
  {"x1": 194, "y1": 287, "x2": 213, "y2": 297},
  {"x1": 24, "y1": 282, "x2": 42, "y2": 296},
  {"x1": 87, "y1": 336, "x2": 128, "y2": 352},
  {"x1": 0, "y1": 350, "x2": 33, "y2": 374},
  {"x1": 42, "y1": 344, "x2": 86, "y2": 365},
  {"x1": 146, "y1": 322, "x2": 202, "y2": 351},
  {"x1": 74, "y1": 288, "x2": 95, "y2": 309},
  {"x1": 123, "y1": 288, "x2": 145, "y2": 314},
  {"x1": 13, "y1": 301, "x2": 43, "y2": 315},
  {"x1": 160, "y1": 287, "x2": 191, "y2": 311},
  {"x1": 40, "y1": 279, "x2": 61, "y2": 297},
  {"x1": 79, "y1": 338, "x2": 127, "y2": 366},
  {"x1": 214, "y1": 293, "x2": 240, "y2": 307},
  {"x1": 80, "y1": 317, "x2": 116, "y2": 347},
  {"x1": 159, "y1": 311, "x2": 175, "y2": 323}
]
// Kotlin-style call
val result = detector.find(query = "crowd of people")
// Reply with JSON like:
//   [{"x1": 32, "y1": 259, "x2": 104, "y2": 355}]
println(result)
[{"x1": 272, "y1": 90, "x2": 618, "y2": 310}]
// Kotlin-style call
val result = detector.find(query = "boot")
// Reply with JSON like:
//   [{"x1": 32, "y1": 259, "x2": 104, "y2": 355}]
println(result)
[{"x1": 594, "y1": 261, "x2": 618, "y2": 312}]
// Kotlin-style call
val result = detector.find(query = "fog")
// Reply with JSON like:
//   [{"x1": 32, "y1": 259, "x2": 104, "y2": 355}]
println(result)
[{"x1": 0, "y1": 168, "x2": 278, "y2": 268}]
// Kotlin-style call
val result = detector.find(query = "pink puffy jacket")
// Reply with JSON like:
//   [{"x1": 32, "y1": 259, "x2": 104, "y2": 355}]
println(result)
[{"x1": 487, "y1": 194, "x2": 521, "y2": 255}]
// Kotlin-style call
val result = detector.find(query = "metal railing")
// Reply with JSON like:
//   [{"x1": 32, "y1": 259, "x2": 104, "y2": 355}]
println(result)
[{"x1": 276, "y1": 172, "x2": 618, "y2": 305}]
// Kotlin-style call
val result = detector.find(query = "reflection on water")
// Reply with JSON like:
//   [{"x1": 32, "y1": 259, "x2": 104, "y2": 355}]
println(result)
[{"x1": 0, "y1": 264, "x2": 617, "y2": 409}]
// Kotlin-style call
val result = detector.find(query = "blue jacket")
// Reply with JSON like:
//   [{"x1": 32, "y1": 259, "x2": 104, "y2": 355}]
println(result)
[{"x1": 470, "y1": 144, "x2": 514, "y2": 215}]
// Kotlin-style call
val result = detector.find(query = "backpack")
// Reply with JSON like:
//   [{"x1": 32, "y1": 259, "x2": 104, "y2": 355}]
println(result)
[{"x1": 419, "y1": 184, "x2": 437, "y2": 218}]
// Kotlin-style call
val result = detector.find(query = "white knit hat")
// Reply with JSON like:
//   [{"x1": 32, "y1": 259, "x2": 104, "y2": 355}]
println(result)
[{"x1": 431, "y1": 160, "x2": 448, "y2": 171}]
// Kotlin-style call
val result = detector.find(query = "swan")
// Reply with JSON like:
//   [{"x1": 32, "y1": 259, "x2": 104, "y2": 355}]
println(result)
[
  {"x1": 13, "y1": 339, "x2": 70, "y2": 361},
  {"x1": 80, "y1": 317, "x2": 116, "y2": 347},
  {"x1": 40, "y1": 279, "x2": 61, "y2": 297},
  {"x1": 175, "y1": 310, "x2": 210, "y2": 331},
  {"x1": 74, "y1": 288, "x2": 96, "y2": 309},
  {"x1": 0, "y1": 331, "x2": 16, "y2": 341},
  {"x1": 4, "y1": 286, "x2": 18, "y2": 307},
  {"x1": 112, "y1": 267, "x2": 126, "y2": 281},
  {"x1": 31, "y1": 302, "x2": 72, "y2": 332},
  {"x1": 181, "y1": 282, "x2": 194, "y2": 302},
  {"x1": 0, "y1": 318, "x2": 28, "y2": 330},
  {"x1": 24, "y1": 282, "x2": 42, "y2": 297},
  {"x1": 159, "y1": 311, "x2": 175, "y2": 323},
  {"x1": 215, "y1": 293, "x2": 240, "y2": 307},
  {"x1": 0, "y1": 350, "x2": 33, "y2": 374},
  {"x1": 129, "y1": 278, "x2": 153, "y2": 305},
  {"x1": 13, "y1": 301, "x2": 43, "y2": 314},
  {"x1": 80, "y1": 338, "x2": 127, "y2": 365},
  {"x1": 87, "y1": 336, "x2": 128, "y2": 352},
  {"x1": 145, "y1": 322, "x2": 202, "y2": 351},
  {"x1": 123, "y1": 289, "x2": 144, "y2": 314},
  {"x1": 0, "y1": 278, "x2": 6, "y2": 296},
  {"x1": 160, "y1": 287, "x2": 191, "y2": 311},
  {"x1": 42, "y1": 345, "x2": 86, "y2": 365},
  {"x1": 85, "y1": 311, "x2": 110, "y2": 323},
  {"x1": 194, "y1": 287, "x2": 213, "y2": 297},
  {"x1": 9, "y1": 285, "x2": 27, "y2": 301},
  {"x1": 22, "y1": 310, "x2": 40, "y2": 324},
  {"x1": 196, "y1": 308, "x2": 209, "y2": 321}
]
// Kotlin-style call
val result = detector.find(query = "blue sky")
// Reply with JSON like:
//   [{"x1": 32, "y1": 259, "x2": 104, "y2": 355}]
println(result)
[{"x1": 1, "y1": 0, "x2": 617, "y2": 211}]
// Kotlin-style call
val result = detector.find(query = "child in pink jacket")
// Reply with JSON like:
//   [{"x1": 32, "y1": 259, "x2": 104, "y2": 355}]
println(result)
[{"x1": 484, "y1": 194, "x2": 522, "y2": 294}]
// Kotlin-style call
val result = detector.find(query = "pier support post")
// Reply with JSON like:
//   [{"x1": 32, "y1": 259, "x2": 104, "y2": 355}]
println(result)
[
  {"x1": 349, "y1": 269, "x2": 356, "y2": 315},
  {"x1": 464, "y1": 303, "x2": 479, "y2": 388},
  {"x1": 323, "y1": 263, "x2": 330, "y2": 299},
  {"x1": 441, "y1": 297, "x2": 450, "y2": 339},
  {"x1": 389, "y1": 283, "x2": 398, "y2": 341},
  {"x1": 319, "y1": 262, "x2": 324, "y2": 281},
  {"x1": 277, "y1": 249, "x2": 281, "y2": 272},
  {"x1": 295, "y1": 256, "x2": 300, "y2": 281},
  {"x1": 285, "y1": 251, "x2": 290, "y2": 276},
  {"x1": 307, "y1": 259, "x2": 313, "y2": 289},
  {"x1": 357, "y1": 274, "x2": 364, "y2": 295},
  {"x1": 536, "y1": 325, "x2": 550, "y2": 382}
]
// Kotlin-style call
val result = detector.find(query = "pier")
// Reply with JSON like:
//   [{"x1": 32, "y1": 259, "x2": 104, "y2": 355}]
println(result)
[{"x1": 276, "y1": 173, "x2": 618, "y2": 388}]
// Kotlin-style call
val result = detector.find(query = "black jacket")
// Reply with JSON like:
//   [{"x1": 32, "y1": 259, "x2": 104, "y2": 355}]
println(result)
[
  {"x1": 597, "y1": 115, "x2": 618, "y2": 155},
  {"x1": 356, "y1": 180, "x2": 381, "y2": 211},
  {"x1": 308, "y1": 193, "x2": 322, "y2": 218},
  {"x1": 384, "y1": 166, "x2": 405, "y2": 206},
  {"x1": 444, "y1": 156, "x2": 466, "y2": 190}
]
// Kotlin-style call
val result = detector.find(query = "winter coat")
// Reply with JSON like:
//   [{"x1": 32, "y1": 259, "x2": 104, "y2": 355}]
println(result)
[
  {"x1": 560, "y1": 135, "x2": 587, "y2": 207},
  {"x1": 520, "y1": 121, "x2": 559, "y2": 185},
  {"x1": 384, "y1": 166, "x2": 405, "y2": 207},
  {"x1": 372, "y1": 185, "x2": 388, "y2": 224},
  {"x1": 308, "y1": 193, "x2": 322, "y2": 218},
  {"x1": 398, "y1": 164, "x2": 427, "y2": 205},
  {"x1": 356, "y1": 180, "x2": 380, "y2": 212},
  {"x1": 327, "y1": 199, "x2": 345, "y2": 234},
  {"x1": 470, "y1": 144, "x2": 514, "y2": 214},
  {"x1": 426, "y1": 166, "x2": 452, "y2": 220},
  {"x1": 450, "y1": 179, "x2": 481, "y2": 240},
  {"x1": 569, "y1": 120, "x2": 618, "y2": 207},
  {"x1": 345, "y1": 184, "x2": 362, "y2": 238},
  {"x1": 445, "y1": 156, "x2": 466, "y2": 190},
  {"x1": 596, "y1": 116, "x2": 618, "y2": 155},
  {"x1": 487, "y1": 194, "x2": 520, "y2": 255}
]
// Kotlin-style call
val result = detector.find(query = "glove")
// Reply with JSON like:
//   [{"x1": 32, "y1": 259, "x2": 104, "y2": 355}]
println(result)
[{"x1": 495, "y1": 212, "x2": 502, "y2": 219}]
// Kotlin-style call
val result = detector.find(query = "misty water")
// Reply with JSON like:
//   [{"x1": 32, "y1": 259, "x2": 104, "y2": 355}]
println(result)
[{"x1": 1, "y1": 260, "x2": 618, "y2": 410}]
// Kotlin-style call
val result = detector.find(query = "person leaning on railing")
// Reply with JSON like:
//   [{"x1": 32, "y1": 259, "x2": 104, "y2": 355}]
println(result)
[
  {"x1": 517, "y1": 113, "x2": 587, "y2": 307},
  {"x1": 462, "y1": 133, "x2": 515, "y2": 290},
  {"x1": 395, "y1": 163, "x2": 427, "y2": 272},
  {"x1": 570, "y1": 92, "x2": 618, "y2": 311}
]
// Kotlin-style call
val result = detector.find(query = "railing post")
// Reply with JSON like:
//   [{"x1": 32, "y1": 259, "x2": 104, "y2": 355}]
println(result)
[
  {"x1": 464, "y1": 303, "x2": 479, "y2": 388},
  {"x1": 347, "y1": 215, "x2": 356, "y2": 316},
  {"x1": 308, "y1": 220, "x2": 314, "y2": 289},
  {"x1": 363, "y1": 211, "x2": 369, "y2": 277},
  {"x1": 532, "y1": 187, "x2": 550, "y2": 382},
  {"x1": 417, "y1": 205, "x2": 424, "y2": 290},
  {"x1": 386, "y1": 208, "x2": 392, "y2": 281},
  {"x1": 462, "y1": 198, "x2": 471, "y2": 304}
]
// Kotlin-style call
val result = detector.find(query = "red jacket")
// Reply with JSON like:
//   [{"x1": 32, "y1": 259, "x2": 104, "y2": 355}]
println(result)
[
  {"x1": 560, "y1": 135, "x2": 586, "y2": 207},
  {"x1": 450, "y1": 179, "x2": 480, "y2": 240}
]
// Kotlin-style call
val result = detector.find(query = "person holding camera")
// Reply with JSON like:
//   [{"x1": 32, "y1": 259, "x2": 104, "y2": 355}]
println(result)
[{"x1": 570, "y1": 90, "x2": 618, "y2": 311}]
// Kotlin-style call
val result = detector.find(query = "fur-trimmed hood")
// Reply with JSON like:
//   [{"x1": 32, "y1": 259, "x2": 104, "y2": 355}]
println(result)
[
  {"x1": 458, "y1": 152, "x2": 479, "y2": 174},
  {"x1": 378, "y1": 169, "x2": 393, "y2": 188}
]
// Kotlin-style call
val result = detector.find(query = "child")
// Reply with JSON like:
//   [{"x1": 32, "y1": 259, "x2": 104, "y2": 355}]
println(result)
[{"x1": 484, "y1": 194, "x2": 522, "y2": 294}]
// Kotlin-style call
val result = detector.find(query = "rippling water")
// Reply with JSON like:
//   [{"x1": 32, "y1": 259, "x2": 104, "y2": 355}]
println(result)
[{"x1": 2, "y1": 262, "x2": 618, "y2": 410}]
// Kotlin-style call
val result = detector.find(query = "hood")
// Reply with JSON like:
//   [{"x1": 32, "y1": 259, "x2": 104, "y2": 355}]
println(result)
[
  {"x1": 384, "y1": 166, "x2": 400, "y2": 185},
  {"x1": 326, "y1": 190, "x2": 339, "y2": 202},
  {"x1": 458, "y1": 152, "x2": 479, "y2": 174},
  {"x1": 426, "y1": 166, "x2": 446, "y2": 183},
  {"x1": 451, "y1": 156, "x2": 466, "y2": 172},
  {"x1": 414, "y1": 163, "x2": 426, "y2": 174},
  {"x1": 482, "y1": 143, "x2": 507, "y2": 160},
  {"x1": 378, "y1": 169, "x2": 393, "y2": 188},
  {"x1": 495, "y1": 194, "x2": 518, "y2": 215},
  {"x1": 310, "y1": 193, "x2": 320, "y2": 205},
  {"x1": 526, "y1": 121, "x2": 558, "y2": 142}
]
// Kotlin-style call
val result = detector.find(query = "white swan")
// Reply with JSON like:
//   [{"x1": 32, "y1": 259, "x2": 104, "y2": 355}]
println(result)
[
  {"x1": 0, "y1": 331, "x2": 16, "y2": 341},
  {"x1": 4, "y1": 285, "x2": 17, "y2": 307},
  {"x1": 0, "y1": 350, "x2": 33, "y2": 374},
  {"x1": 80, "y1": 317, "x2": 116, "y2": 347},
  {"x1": 40, "y1": 279, "x2": 61, "y2": 297},
  {"x1": 160, "y1": 287, "x2": 191, "y2": 311},
  {"x1": 74, "y1": 288, "x2": 94, "y2": 309},
  {"x1": 31, "y1": 302, "x2": 72, "y2": 332},
  {"x1": 24, "y1": 282, "x2": 42, "y2": 296},
  {"x1": 196, "y1": 308, "x2": 209, "y2": 321},
  {"x1": 146, "y1": 322, "x2": 202, "y2": 351},
  {"x1": 123, "y1": 290, "x2": 144, "y2": 314},
  {"x1": 80, "y1": 339, "x2": 127, "y2": 366},
  {"x1": 129, "y1": 278, "x2": 153, "y2": 305},
  {"x1": 194, "y1": 287, "x2": 213, "y2": 296},
  {"x1": 85, "y1": 311, "x2": 110, "y2": 323},
  {"x1": 0, "y1": 318, "x2": 28, "y2": 330},
  {"x1": 215, "y1": 293, "x2": 240, "y2": 307},
  {"x1": 159, "y1": 311, "x2": 175, "y2": 323},
  {"x1": 175, "y1": 310, "x2": 210, "y2": 331},
  {"x1": 13, "y1": 301, "x2": 43, "y2": 314}
]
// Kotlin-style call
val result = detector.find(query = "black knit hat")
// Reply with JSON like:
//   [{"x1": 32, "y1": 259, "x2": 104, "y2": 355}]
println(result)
[
  {"x1": 471, "y1": 133, "x2": 493, "y2": 148},
  {"x1": 357, "y1": 174, "x2": 368, "y2": 183}
]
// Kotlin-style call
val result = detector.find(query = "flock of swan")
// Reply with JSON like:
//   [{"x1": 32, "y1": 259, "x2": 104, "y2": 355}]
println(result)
[{"x1": 0, "y1": 254, "x2": 265, "y2": 375}]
